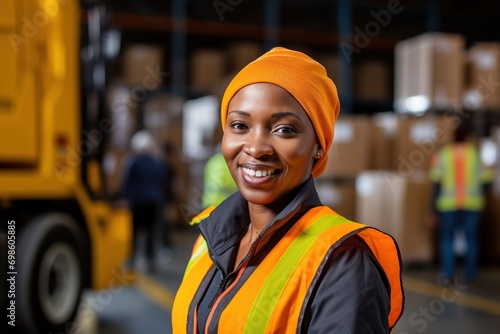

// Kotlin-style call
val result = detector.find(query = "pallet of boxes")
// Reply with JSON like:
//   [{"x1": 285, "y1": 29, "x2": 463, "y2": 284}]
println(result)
[
  {"x1": 317, "y1": 113, "x2": 454, "y2": 266},
  {"x1": 104, "y1": 44, "x2": 167, "y2": 202},
  {"x1": 356, "y1": 113, "x2": 455, "y2": 266},
  {"x1": 465, "y1": 42, "x2": 500, "y2": 264},
  {"x1": 485, "y1": 127, "x2": 500, "y2": 263},
  {"x1": 104, "y1": 44, "x2": 191, "y2": 227},
  {"x1": 328, "y1": 32, "x2": 460, "y2": 267},
  {"x1": 315, "y1": 115, "x2": 372, "y2": 223}
]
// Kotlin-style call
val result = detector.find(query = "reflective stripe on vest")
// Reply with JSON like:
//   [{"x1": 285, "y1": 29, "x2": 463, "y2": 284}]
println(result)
[{"x1": 172, "y1": 206, "x2": 403, "y2": 333}]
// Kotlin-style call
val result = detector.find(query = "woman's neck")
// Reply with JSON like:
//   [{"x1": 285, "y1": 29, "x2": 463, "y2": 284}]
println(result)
[
  {"x1": 246, "y1": 181, "x2": 306, "y2": 233},
  {"x1": 247, "y1": 195, "x2": 292, "y2": 232},
  {"x1": 247, "y1": 203, "x2": 277, "y2": 234}
]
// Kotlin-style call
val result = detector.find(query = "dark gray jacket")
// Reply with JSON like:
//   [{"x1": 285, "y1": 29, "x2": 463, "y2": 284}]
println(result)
[{"x1": 195, "y1": 177, "x2": 394, "y2": 333}]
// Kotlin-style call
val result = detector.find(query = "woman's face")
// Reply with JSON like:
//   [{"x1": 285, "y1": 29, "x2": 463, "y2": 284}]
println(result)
[{"x1": 222, "y1": 83, "x2": 319, "y2": 206}]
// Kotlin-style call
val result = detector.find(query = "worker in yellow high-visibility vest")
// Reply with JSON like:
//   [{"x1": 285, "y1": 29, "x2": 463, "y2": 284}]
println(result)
[
  {"x1": 202, "y1": 146, "x2": 238, "y2": 209},
  {"x1": 429, "y1": 120, "x2": 493, "y2": 283}
]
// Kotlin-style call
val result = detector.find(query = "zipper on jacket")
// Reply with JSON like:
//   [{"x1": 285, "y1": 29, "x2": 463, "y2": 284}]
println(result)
[
  {"x1": 203, "y1": 227, "x2": 258, "y2": 309},
  {"x1": 207, "y1": 271, "x2": 225, "y2": 309},
  {"x1": 204, "y1": 261, "x2": 249, "y2": 334}
]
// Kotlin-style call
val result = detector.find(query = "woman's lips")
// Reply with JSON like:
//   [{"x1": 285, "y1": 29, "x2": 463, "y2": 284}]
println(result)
[{"x1": 240, "y1": 166, "x2": 278, "y2": 186}]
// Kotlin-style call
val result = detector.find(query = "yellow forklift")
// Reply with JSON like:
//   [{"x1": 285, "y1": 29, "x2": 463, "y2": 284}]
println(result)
[{"x1": 0, "y1": 0, "x2": 131, "y2": 333}]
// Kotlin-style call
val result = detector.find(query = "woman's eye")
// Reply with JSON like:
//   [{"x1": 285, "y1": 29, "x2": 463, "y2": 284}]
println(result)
[
  {"x1": 275, "y1": 126, "x2": 297, "y2": 134},
  {"x1": 231, "y1": 122, "x2": 247, "y2": 131}
]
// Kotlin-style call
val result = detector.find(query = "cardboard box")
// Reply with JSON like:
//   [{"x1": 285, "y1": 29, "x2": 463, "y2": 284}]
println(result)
[
  {"x1": 464, "y1": 43, "x2": 500, "y2": 110},
  {"x1": 372, "y1": 112, "x2": 398, "y2": 170},
  {"x1": 227, "y1": 42, "x2": 263, "y2": 72},
  {"x1": 316, "y1": 52, "x2": 340, "y2": 83},
  {"x1": 479, "y1": 171, "x2": 500, "y2": 263},
  {"x1": 315, "y1": 179, "x2": 356, "y2": 220},
  {"x1": 479, "y1": 136, "x2": 498, "y2": 169},
  {"x1": 354, "y1": 60, "x2": 391, "y2": 100},
  {"x1": 393, "y1": 115, "x2": 455, "y2": 173},
  {"x1": 355, "y1": 171, "x2": 388, "y2": 231},
  {"x1": 190, "y1": 49, "x2": 227, "y2": 94},
  {"x1": 491, "y1": 126, "x2": 500, "y2": 168},
  {"x1": 106, "y1": 83, "x2": 139, "y2": 150},
  {"x1": 143, "y1": 93, "x2": 185, "y2": 151},
  {"x1": 394, "y1": 33, "x2": 465, "y2": 113},
  {"x1": 480, "y1": 127, "x2": 500, "y2": 261},
  {"x1": 356, "y1": 170, "x2": 434, "y2": 264},
  {"x1": 182, "y1": 95, "x2": 220, "y2": 160},
  {"x1": 174, "y1": 158, "x2": 212, "y2": 225},
  {"x1": 122, "y1": 44, "x2": 165, "y2": 87},
  {"x1": 323, "y1": 116, "x2": 373, "y2": 178}
]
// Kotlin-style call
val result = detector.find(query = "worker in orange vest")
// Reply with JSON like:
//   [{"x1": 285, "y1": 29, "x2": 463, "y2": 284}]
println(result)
[
  {"x1": 429, "y1": 120, "x2": 493, "y2": 283},
  {"x1": 172, "y1": 47, "x2": 404, "y2": 333}
]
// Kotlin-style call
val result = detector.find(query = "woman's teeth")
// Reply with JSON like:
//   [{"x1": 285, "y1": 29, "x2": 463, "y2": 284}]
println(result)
[{"x1": 242, "y1": 167, "x2": 275, "y2": 178}]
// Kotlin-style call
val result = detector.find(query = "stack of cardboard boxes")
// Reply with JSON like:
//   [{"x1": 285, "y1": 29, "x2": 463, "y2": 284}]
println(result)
[
  {"x1": 315, "y1": 116, "x2": 372, "y2": 220},
  {"x1": 317, "y1": 32, "x2": 500, "y2": 265},
  {"x1": 356, "y1": 170, "x2": 435, "y2": 264},
  {"x1": 190, "y1": 49, "x2": 227, "y2": 95},
  {"x1": 189, "y1": 42, "x2": 264, "y2": 98},
  {"x1": 481, "y1": 126, "x2": 500, "y2": 262},
  {"x1": 103, "y1": 44, "x2": 166, "y2": 199},
  {"x1": 464, "y1": 43, "x2": 500, "y2": 110},
  {"x1": 395, "y1": 32, "x2": 500, "y2": 113},
  {"x1": 142, "y1": 92, "x2": 188, "y2": 218},
  {"x1": 392, "y1": 32, "x2": 500, "y2": 263},
  {"x1": 317, "y1": 111, "x2": 500, "y2": 265},
  {"x1": 188, "y1": 45, "x2": 393, "y2": 104},
  {"x1": 394, "y1": 32, "x2": 465, "y2": 114},
  {"x1": 354, "y1": 60, "x2": 391, "y2": 101},
  {"x1": 315, "y1": 113, "x2": 454, "y2": 264}
]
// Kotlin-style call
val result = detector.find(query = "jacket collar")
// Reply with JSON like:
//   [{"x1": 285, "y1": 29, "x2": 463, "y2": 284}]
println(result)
[{"x1": 198, "y1": 177, "x2": 322, "y2": 274}]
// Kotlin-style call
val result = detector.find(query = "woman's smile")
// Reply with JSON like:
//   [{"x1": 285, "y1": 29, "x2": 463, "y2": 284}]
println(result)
[
  {"x1": 239, "y1": 164, "x2": 280, "y2": 187},
  {"x1": 241, "y1": 167, "x2": 276, "y2": 178}
]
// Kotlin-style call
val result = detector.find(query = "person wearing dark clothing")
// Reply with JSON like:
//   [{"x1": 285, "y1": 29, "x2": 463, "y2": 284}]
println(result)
[{"x1": 122, "y1": 130, "x2": 166, "y2": 272}]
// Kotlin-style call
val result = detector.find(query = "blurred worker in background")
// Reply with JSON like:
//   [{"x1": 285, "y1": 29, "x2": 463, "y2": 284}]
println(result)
[
  {"x1": 121, "y1": 130, "x2": 167, "y2": 273},
  {"x1": 429, "y1": 120, "x2": 493, "y2": 283},
  {"x1": 202, "y1": 143, "x2": 238, "y2": 209}
]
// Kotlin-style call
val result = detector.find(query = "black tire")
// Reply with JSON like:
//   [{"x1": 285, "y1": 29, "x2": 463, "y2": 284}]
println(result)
[{"x1": 17, "y1": 213, "x2": 87, "y2": 334}]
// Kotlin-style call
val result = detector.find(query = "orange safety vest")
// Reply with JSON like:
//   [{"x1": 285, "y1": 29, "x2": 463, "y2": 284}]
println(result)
[
  {"x1": 429, "y1": 143, "x2": 493, "y2": 212},
  {"x1": 172, "y1": 206, "x2": 404, "y2": 333}
]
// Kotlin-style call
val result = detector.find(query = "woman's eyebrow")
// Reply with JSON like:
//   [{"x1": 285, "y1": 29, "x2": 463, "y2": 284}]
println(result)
[
  {"x1": 227, "y1": 110, "x2": 250, "y2": 117},
  {"x1": 227, "y1": 110, "x2": 302, "y2": 123},
  {"x1": 271, "y1": 112, "x2": 302, "y2": 122}
]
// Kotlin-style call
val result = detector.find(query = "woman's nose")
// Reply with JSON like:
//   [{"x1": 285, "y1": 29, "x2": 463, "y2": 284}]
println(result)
[{"x1": 243, "y1": 129, "x2": 274, "y2": 158}]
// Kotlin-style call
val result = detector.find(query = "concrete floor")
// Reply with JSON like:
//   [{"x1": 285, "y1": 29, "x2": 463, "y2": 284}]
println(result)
[
  {"x1": 77, "y1": 228, "x2": 500, "y2": 334},
  {"x1": 394, "y1": 267, "x2": 500, "y2": 334}
]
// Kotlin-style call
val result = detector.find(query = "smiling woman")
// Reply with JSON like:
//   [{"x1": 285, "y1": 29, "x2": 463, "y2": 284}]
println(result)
[
  {"x1": 223, "y1": 83, "x2": 318, "y2": 208},
  {"x1": 172, "y1": 47, "x2": 404, "y2": 334}
]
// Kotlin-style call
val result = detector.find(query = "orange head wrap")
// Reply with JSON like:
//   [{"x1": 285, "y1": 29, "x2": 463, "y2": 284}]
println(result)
[{"x1": 220, "y1": 47, "x2": 340, "y2": 177}]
